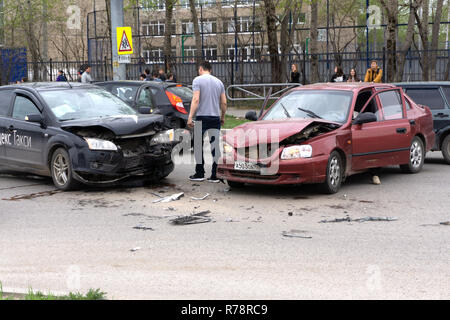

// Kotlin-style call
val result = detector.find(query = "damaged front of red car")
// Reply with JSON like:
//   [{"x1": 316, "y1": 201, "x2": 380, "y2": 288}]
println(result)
[{"x1": 217, "y1": 87, "x2": 355, "y2": 193}]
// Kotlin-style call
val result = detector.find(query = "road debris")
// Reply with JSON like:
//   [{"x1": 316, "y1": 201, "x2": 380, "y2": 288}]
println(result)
[
  {"x1": 133, "y1": 225, "x2": 154, "y2": 231},
  {"x1": 440, "y1": 221, "x2": 450, "y2": 226},
  {"x1": 319, "y1": 216, "x2": 398, "y2": 223},
  {"x1": 282, "y1": 230, "x2": 312, "y2": 239},
  {"x1": 130, "y1": 247, "x2": 141, "y2": 252},
  {"x1": 152, "y1": 192, "x2": 184, "y2": 203},
  {"x1": 2, "y1": 190, "x2": 61, "y2": 201},
  {"x1": 190, "y1": 193, "x2": 210, "y2": 201},
  {"x1": 170, "y1": 210, "x2": 212, "y2": 225}
]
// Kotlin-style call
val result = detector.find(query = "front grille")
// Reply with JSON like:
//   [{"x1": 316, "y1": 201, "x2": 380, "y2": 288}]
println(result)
[
  {"x1": 230, "y1": 170, "x2": 280, "y2": 180},
  {"x1": 236, "y1": 144, "x2": 277, "y2": 160},
  {"x1": 124, "y1": 157, "x2": 144, "y2": 170}
]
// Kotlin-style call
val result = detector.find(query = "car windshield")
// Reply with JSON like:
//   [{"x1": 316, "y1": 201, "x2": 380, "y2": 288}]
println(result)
[
  {"x1": 263, "y1": 90, "x2": 353, "y2": 124},
  {"x1": 40, "y1": 88, "x2": 138, "y2": 121}
]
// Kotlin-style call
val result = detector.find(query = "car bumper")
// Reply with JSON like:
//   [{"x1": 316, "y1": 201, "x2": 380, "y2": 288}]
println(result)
[
  {"x1": 70, "y1": 145, "x2": 174, "y2": 184},
  {"x1": 217, "y1": 154, "x2": 329, "y2": 185}
]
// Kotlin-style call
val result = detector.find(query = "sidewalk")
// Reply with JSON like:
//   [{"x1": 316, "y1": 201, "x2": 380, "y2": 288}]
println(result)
[{"x1": 226, "y1": 107, "x2": 253, "y2": 118}]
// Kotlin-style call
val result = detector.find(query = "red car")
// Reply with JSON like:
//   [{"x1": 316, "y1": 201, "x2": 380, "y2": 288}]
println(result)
[{"x1": 218, "y1": 83, "x2": 435, "y2": 193}]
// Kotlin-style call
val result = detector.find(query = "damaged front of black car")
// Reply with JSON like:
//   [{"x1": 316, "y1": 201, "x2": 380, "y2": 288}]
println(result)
[{"x1": 38, "y1": 86, "x2": 178, "y2": 190}]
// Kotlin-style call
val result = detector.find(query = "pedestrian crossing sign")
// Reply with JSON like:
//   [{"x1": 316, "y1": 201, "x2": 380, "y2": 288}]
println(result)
[{"x1": 117, "y1": 27, "x2": 133, "y2": 55}]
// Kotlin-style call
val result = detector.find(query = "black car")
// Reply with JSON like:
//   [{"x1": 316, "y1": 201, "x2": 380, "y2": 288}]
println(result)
[
  {"x1": 395, "y1": 82, "x2": 450, "y2": 163},
  {"x1": 0, "y1": 82, "x2": 177, "y2": 190},
  {"x1": 95, "y1": 81, "x2": 193, "y2": 129}
]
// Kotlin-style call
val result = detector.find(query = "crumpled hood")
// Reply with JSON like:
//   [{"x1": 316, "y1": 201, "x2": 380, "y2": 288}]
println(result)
[
  {"x1": 60, "y1": 114, "x2": 165, "y2": 136},
  {"x1": 225, "y1": 119, "x2": 339, "y2": 147}
]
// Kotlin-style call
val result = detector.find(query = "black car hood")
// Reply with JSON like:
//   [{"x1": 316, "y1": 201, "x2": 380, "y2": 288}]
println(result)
[{"x1": 60, "y1": 114, "x2": 166, "y2": 137}]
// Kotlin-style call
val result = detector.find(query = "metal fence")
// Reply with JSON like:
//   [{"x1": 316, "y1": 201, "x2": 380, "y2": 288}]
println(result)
[{"x1": 12, "y1": 49, "x2": 450, "y2": 86}]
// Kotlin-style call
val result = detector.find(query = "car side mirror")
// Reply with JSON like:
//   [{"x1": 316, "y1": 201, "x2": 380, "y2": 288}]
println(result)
[
  {"x1": 138, "y1": 107, "x2": 152, "y2": 114},
  {"x1": 25, "y1": 114, "x2": 44, "y2": 124},
  {"x1": 245, "y1": 111, "x2": 258, "y2": 121},
  {"x1": 352, "y1": 112, "x2": 377, "y2": 125}
]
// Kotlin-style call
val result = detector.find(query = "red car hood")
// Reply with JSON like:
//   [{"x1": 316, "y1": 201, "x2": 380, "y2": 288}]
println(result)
[{"x1": 225, "y1": 119, "x2": 339, "y2": 148}]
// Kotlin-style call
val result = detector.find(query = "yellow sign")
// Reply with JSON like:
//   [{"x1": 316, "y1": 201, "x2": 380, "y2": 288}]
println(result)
[{"x1": 117, "y1": 27, "x2": 133, "y2": 55}]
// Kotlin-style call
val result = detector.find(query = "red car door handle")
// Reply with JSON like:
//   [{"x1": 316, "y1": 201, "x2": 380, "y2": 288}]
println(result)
[{"x1": 396, "y1": 128, "x2": 407, "y2": 134}]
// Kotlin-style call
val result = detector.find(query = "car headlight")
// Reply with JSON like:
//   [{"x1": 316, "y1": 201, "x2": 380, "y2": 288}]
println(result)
[
  {"x1": 281, "y1": 145, "x2": 313, "y2": 160},
  {"x1": 84, "y1": 138, "x2": 118, "y2": 151},
  {"x1": 150, "y1": 129, "x2": 175, "y2": 145},
  {"x1": 223, "y1": 142, "x2": 234, "y2": 156}
]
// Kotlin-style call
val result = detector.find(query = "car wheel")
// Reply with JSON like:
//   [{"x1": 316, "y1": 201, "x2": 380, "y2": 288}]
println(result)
[
  {"x1": 227, "y1": 180, "x2": 245, "y2": 189},
  {"x1": 441, "y1": 134, "x2": 450, "y2": 164},
  {"x1": 400, "y1": 137, "x2": 425, "y2": 173},
  {"x1": 51, "y1": 148, "x2": 78, "y2": 191},
  {"x1": 320, "y1": 151, "x2": 343, "y2": 194}
]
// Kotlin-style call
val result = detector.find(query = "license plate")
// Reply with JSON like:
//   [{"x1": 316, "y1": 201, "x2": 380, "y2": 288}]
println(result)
[{"x1": 234, "y1": 161, "x2": 260, "y2": 172}]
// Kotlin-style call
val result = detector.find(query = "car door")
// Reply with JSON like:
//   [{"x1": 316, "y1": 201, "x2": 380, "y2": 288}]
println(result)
[
  {"x1": 4, "y1": 93, "x2": 47, "y2": 169},
  {"x1": 136, "y1": 86, "x2": 155, "y2": 110},
  {"x1": 351, "y1": 88, "x2": 411, "y2": 170},
  {"x1": 0, "y1": 89, "x2": 14, "y2": 165},
  {"x1": 404, "y1": 86, "x2": 450, "y2": 132}
]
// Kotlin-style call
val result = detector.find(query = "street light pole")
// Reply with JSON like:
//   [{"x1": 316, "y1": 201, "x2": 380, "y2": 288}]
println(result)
[{"x1": 111, "y1": 0, "x2": 126, "y2": 80}]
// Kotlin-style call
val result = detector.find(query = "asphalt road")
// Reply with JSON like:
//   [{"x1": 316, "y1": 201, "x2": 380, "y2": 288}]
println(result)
[{"x1": 0, "y1": 152, "x2": 449, "y2": 299}]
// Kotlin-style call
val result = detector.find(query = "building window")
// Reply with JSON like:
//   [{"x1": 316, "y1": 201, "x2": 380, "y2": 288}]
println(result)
[
  {"x1": 182, "y1": 20, "x2": 194, "y2": 35},
  {"x1": 225, "y1": 17, "x2": 261, "y2": 33},
  {"x1": 203, "y1": 46, "x2": 217, "y2": 61},
  {"x1": 201, "y1": 19, "x2": 217, "y2": 34}
]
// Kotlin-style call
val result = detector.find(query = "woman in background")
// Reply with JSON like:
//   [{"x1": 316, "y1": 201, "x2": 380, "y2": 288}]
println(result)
[{"x1": 347, "y1": 68, "x2": 361, "y2": 83}]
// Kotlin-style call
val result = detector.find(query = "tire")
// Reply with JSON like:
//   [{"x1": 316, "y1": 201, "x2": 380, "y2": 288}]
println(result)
[
  {"x1": 441, "y1": 134, "x2": 450, "y2": 164},
  {"x1": 320, "y1": 151, "x2": 343, "y2": 194},
  {"x1": 400, "y1": 136, "x2": 425, "y2": 173},
  {"x1": 227, "y1": 180, "x2": 245, "y2": 189},
  {"x1": 50, "y1": 148, "x2": 79, "y2": 191}
]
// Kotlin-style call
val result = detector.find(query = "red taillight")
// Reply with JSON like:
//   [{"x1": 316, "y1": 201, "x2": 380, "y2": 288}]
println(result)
[{"x1": 166, "y1": 91, "x2": 187, "y2": 114}]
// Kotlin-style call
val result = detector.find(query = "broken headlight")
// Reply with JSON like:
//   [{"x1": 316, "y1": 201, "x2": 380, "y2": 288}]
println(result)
[
  {"x1": 84, "y1": 138, "x2": 118, "y2": 151},
  {"x1": 281, "y1": 145, "x2": 312, "y2": 160},
  {"x1": 150, "y1": 129, "x2": 175, "y2": 145}
]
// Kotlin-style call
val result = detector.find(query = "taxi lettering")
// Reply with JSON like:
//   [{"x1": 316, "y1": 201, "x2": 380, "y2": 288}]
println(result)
[
  {"x1": 0, "y1": 131, "x2": 31, "y2": 148},
  {"x1": 0, "y1": 132, "x2": 12, "y2": 146},
  {"x1": 14, "y1": 132, "x2": 32, "y2": 149}
]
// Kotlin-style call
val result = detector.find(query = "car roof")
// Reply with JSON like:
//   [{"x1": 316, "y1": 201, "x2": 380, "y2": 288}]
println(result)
[
  {"x1": 95, "y1": 80, "x2": 180, "y2": 88},
  {"x1": 394, "y1": 81, "x2": 450, "y2": 86},
  {"x1": 1, "y1": 82, "x2": 98, "y2": 92},
  {"x1": 294, "y1": 82, "x2": 396, "y2": 92}
]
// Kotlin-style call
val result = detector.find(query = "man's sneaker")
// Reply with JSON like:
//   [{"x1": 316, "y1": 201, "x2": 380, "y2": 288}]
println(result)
[
  {"x1": 207, "y1": 176, "x2": 220, "y2": 183},
  {"x1": 189, "y1": 174, "x2": 205, "y2": 182}
]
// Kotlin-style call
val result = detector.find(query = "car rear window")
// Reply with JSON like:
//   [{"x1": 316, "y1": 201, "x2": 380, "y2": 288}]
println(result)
[
  {"x1": 405, "y1": 88, "x2": 445, "y2": 110},
  {"x1": 166, "y1": 86, "x2": 193, "y2": 101},
  {"x1": 105, "y1": 84, "x2": 139, "y2": 103},
  {"x1": 0, "y1": 90, "x2": 13, "y2": 116}
]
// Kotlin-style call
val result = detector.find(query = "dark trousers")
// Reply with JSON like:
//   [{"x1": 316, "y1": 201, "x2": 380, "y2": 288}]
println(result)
[{"x1": 194, "y1": 116, "x2": 221, "y2": 177}]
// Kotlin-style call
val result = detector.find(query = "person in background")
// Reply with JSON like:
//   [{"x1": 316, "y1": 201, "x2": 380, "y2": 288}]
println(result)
[
  {"x1": 56, "y1": 70, "x2": 67, "y2": 82},
  {"x1": 166, "y1": 73, "x2": 176, "y2": 82},
  {"x1": 144, "y1": 68, "x2": 151, "y2": 81},
  {"x1": 347, "y1": 68, "x2": 361, "y2": 83},
  {"x1": 364, "y1": 60, "x2": 383, "y2": 83},
  {"x1": 81, "y1": 65, "x2": 93, "y2": 83},
  {"x1": 330, "y1": 66, "x2": 347, "y2": 82},
  {"x1": 290, "y1": 64, "x2": 300, "y2": 83},
  {"x1": 21, "y1": 77, "x2": 28, "y2": 83},
  {"x1": 140, "y1": 73, "x2": 147, "y2": 81},
  {"x1": 187, "y1": 61, "x2": 227, "y2": 183},
  {"x1": 151, "y1": 70, "x2": 163, "y2": 82},
  {"x1": 158, "y1": 68, "x2": 166, "y2": 81}
]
